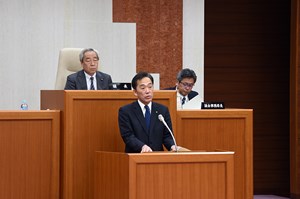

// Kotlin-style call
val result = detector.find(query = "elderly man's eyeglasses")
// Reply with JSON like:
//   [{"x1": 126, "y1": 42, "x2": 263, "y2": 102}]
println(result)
[{"x1": 180, "y1": 82, "x2": 194, "y2": 88}]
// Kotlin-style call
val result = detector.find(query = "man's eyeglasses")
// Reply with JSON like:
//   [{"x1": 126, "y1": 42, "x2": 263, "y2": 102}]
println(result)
[{"x1": 180, "y1": 82, "x2": 194, "y2": 88}]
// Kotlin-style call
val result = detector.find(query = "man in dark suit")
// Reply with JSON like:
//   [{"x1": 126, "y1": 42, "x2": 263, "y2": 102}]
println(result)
[
  {"x1": 64, "y1": 48, "x2": 112, "y2": 90},
  {"x1": 118, "y1": 72, "x2": 176, "y2": 153},
  {"x1": 164, "y1": 68, "x2": 198, "y2": 109}
]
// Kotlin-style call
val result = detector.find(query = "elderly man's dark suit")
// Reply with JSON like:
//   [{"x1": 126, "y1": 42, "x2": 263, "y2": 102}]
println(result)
[
  {"x1": 118, "y1": 101, "x2": 175, "y2": 153},
  {"x1": 64, "y1": 69, "x2": 112, "y2": 90}
]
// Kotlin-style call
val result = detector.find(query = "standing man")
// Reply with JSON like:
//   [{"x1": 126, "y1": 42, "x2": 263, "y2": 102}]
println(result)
[
  {"x1": 118, "y1": 72, "x2": 176, "y2": 153},
  {"x1": 64, "y1": 48, "x2": 112, "y2": 90},
  {"x1": 164, "y1": 68, "x2": 198, "y2": 109}
]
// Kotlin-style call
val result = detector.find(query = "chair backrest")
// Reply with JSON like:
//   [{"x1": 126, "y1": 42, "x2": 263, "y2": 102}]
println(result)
[{"x1": 55, "y1": 48, "x2": 83, "y2": 90}]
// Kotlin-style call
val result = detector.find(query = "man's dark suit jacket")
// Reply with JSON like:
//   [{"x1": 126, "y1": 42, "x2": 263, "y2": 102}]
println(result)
[
  {"x1": 164, "y1": 86, "x2": 199, "y2": 100},
  {"x1": 118, "y1": 101, "x2": 175, "y2": 153},
  {"x1": 64, "y1": 69, "x2": 112, "y2": 90}
]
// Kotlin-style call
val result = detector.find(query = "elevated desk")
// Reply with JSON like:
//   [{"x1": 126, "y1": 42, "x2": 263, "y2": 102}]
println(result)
[
  {"x1": 0, "y1": 110, "x2": 60, "y2": 199},
  {"x1": 40, "y1": 90, "x2": 177, "y2": 199},
  {"x1": 94, "y1": 151, "x2": 235, "y2": 199},
  {"x1": 176, "y1": 109, "x2": 253, "y2": 199}
]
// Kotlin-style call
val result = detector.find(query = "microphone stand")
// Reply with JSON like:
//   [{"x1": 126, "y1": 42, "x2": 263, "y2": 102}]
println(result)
[{"x1": 158, "y1": 114, "x2": 178, "y2": 152}]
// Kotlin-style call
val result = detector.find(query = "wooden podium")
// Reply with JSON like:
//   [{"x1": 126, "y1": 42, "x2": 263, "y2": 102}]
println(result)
[
  {"x1": 94, "y1": 151, "x2": 235, "y2": 199},
  {"x1": 0, "y1": 111, "x2": 60, "y2": 199},
  {"x1": 40, "y1": 90, "x2": 177, "y2": 199}
]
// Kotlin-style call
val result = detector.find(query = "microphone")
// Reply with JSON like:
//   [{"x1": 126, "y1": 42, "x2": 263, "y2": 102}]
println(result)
[{"x1": 158, "y1": 114, "x2": 178, "y2": 152}]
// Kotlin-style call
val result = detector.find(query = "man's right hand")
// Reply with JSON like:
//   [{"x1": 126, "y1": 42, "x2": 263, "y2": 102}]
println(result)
[{"x1": 141, "y1": 145, "x2": 153, "y2": 153}]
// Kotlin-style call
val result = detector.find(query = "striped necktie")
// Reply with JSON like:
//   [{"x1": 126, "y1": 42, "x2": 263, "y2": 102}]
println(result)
[{"x1": 90, "y1": 77, "x2": 95, "y2": 90}]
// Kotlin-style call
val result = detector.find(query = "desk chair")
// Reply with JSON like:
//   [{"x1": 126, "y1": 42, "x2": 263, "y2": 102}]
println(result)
[{"x1": 55, "y1": 48, "x2": 83, "y2": 90}]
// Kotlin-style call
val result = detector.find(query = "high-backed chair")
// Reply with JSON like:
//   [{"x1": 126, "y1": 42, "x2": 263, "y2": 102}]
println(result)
[{"x1": 55, "y1": 48, "x2": 83, "y2": 90}]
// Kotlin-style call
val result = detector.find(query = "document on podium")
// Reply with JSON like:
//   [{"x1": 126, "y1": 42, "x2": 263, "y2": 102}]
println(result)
[
  {"x1": 182, "y1": 95, "x2": 203, "y2": 109},
  {"x1": 176, "y1": 146, "x2": 191, "y2": 152}
]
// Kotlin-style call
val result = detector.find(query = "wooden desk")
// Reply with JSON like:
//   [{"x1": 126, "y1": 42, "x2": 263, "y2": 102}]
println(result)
[
  {"x1": 40, "y1": 90, "x2": 177, "y2": 199},
  {"x1": 94, "y1": 151, "x2": 235, "y2": 199},
  {"x1": 0, "y1": 110, "x2": 60, "y2": 199},
  {"x1": 176, "y1": 109, "x2": 253, "y2": 199}
]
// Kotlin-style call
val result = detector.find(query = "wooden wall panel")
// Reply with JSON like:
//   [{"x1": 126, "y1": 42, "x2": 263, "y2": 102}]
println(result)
[
  {"x1": 113, "y1": 0, "x2": 182, "y2": 88},
  {"x1": 204, "y1": 0, "x2": 290, "y2": 197},
  {"x1": 0, "y1": 111, "x2": 60, "y2": 199},
  {"x1": 176, "y1": 109, "x2": 253, "y2": 199},
  {"x1": 291, "y1": 0, "x2": 300, "y2": 198}
]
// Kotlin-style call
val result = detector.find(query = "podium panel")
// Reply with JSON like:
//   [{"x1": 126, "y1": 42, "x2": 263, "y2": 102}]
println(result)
[
  {"x1": 176, "y1": 109, "x2": 253, "y2": 199},
  {"x1": 40, "y1": 90, "x2": 177, "y2": 199},
  {"x1": 0, "y1": 111, "x2": 60, "y2": 199},
  {"x1": 94, "y1": 151, "x2": 234, "y2": 199}
]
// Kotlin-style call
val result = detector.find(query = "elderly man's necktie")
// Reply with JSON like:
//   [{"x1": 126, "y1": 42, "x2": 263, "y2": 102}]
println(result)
[{"x1": 90, "y1": 77, "x2": 95, "y2": 90}]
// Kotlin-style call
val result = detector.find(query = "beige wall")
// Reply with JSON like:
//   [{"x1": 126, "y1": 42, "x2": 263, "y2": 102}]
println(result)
[{"x1": 0, "y1": 0, "x2": 204, "y2": 110}]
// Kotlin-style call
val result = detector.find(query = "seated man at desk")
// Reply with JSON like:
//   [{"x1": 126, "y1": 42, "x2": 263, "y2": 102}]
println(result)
[
  {"x1": 64, "y1": 48, "x2": 112, "y2": 90},
  {"x1": 164, "y1": 68, "x2": 198, "y2": 109},
  {"x1": 118, "y1": 72, "x2": 177, "y2": 153}
]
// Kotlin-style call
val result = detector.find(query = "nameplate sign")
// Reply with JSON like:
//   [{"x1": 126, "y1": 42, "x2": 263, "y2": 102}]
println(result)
[{"x1": 201, "y1": 102, "x2": 225, "y2": 109}]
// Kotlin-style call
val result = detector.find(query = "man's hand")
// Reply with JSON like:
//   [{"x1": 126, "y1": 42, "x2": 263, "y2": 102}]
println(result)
[
  {"x1": 171, "y1": 145, "x2": 182, "y2": 152},
  {"x1": 141, "y1": 145, "x2": 153, "y2": 153}
]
